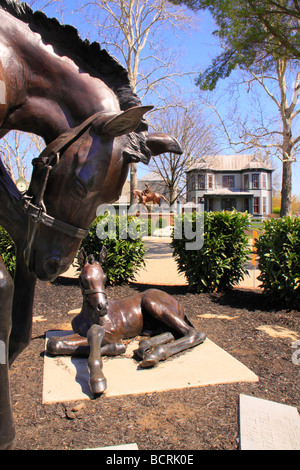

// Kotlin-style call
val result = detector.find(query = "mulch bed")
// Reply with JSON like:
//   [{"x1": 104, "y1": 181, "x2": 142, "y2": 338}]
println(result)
[{"x1": 9, "y1": 277, "x2": 300, "y2": 450}]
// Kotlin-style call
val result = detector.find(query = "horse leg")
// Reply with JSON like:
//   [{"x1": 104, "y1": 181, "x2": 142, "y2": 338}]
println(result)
[
  {"x1": 136, "y1": 332, "x2": 175, "y2": 359},
  {"x1": 87, "y1": 324, "x2": 107, "y2": 394},
  {"x1": 140, "y1": 329, "x2": 206, "y2": 368},
  {"x1": 9, "y1": 249, "x2": 37, "y2": 365},
  {"x1": 0, "y1": 258, "x2": 15, "y2": 449},
  {"x1": 139, "y1": 293, "x2": 206, "y2": 368},
  {"x1": 47, "y1": 332, "x2": 126, "y2": 357},
  {"x1": 47, "y1": 333, "x2": 90, "y2": 356}
]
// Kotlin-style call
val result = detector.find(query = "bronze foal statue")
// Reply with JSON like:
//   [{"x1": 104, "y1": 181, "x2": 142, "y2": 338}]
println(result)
[{"x1": 47, "y1": 248, "x2": 206, "y2": 395}]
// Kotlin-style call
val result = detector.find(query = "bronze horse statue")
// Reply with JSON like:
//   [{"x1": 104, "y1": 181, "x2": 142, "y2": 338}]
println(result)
[
  {"x1": 47, "y1": 248, "x2": 206, "y2": 395},
  {"x1": 0, "y1": 0, "x2": 182, "y2": 449},
  {"x1": 132, "y1": 188, "x2": 168, "y2": 207}
]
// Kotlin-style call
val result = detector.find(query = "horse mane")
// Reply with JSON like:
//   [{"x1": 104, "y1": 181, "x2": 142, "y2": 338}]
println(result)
[{"x1": 0, "y1": 0, "x2": 152, "y2": 164}]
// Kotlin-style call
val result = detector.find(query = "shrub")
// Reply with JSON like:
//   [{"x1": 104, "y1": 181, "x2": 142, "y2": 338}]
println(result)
[
  {"x1": 171, "y1": 210, "x2": 251, "y2": 292},
  {"x1": 255, "y1": 216, "x2": 300, "y2": 308},
  {"x1": 0, "y1": 226, "x2": 16, "y2": 277},
  {"x1": 79, "y1": 214, "x2": 145, "y2": 285}
]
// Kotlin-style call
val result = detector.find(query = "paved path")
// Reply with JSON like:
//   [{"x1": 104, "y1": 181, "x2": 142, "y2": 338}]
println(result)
[
  {"x1": 133, "y1": 237, "x2": 261, "y2": 290},
  {"x1": 62, "y1": 236, "x2": 261, "y2": 290}
]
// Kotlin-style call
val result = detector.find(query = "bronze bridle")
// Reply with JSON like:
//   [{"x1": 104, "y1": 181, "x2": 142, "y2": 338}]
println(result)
[{"x1": 22, "y1": 112, "x2": 106, "y2": 240}]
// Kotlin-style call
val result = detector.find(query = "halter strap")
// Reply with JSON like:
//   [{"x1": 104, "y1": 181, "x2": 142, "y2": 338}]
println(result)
[
  {"x1": 81, "y1": 287, "x2": 107, "y2": 296},
  {"x1": 23, "y1": 112, "x2": 106, "y2": 240}
]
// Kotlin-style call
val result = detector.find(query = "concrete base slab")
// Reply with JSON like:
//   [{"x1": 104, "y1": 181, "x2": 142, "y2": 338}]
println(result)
[
  {"x1": 43, "y1": 331, "x2": 258, "y2": 403},
  {"x1": 43, "y1": 331, "x2": 258, "y2": 404}
]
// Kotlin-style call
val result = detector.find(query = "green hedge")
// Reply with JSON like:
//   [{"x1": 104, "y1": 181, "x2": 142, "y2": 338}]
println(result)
[
  {"x1": 0, "y1": 226, "x2": 16, "y2": 277},
  {"x1": 0, "y1": 215, "x2": 146, "y2": 285},
  {"x1": 79, "y1": 215, "x2": 145, "y2": 285},
  {"x1": 255, "y1": 216, "x2": 300, "y2": 308},
  {"x1": 171, "y1": 210, "x2": 251, "y2": 292}
]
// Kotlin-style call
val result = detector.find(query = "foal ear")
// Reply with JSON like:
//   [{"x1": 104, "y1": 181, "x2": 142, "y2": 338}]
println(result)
[
  {"x1": 146, "y1": 133, "x2": 183, "y2": 156},
  {"x1": 93, "y1": 106, "x2": 154, "y2": 138},
  {"x1": 98, "y1": 245, "x2": 108, "y2": 265},
  {"x1": 77, "y1": 248, "x2": 87, "y2": 268}
]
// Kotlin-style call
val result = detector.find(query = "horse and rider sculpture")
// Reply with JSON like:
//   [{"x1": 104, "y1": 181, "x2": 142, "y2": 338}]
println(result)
[
  {"x1": 0, "y1": 0, "x2": 204, "y2": 450},
  {"x1": 132, "y1": 183, "x2": 169, "y2": 208}
]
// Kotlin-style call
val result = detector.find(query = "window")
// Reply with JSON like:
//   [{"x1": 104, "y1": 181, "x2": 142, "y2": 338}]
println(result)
[
  {"x1": 208, "y1": 175, "x2": 213, "y2": 189},
  {"x1": 263, "y1": 197, "x2": 267, "y2": 214},
  {"x1": 197, "y1": 174, "x2": 205, "y2": 189},
  {"x1": 222, "y1": 175, "x2": 235, "y2": 188},
  {"x1": 262, "y1": 173, "x2": 267, "y2": 189},
  {"x1": 190, "y1": 175, "x2": 195, "y2": 190},
  {"x1": 253, "y1": 197, "x2": 260, "y2": 214},
  {"x1": 244, "y1": 174, "x2": 249, "y2": 190},
  {"x1": 252, "y1": 174, "x2": 259, "y2": 189}
]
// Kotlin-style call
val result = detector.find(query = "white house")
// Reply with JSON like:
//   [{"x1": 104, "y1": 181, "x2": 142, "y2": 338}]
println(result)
[{"x1": 186, "y1": 155, "x2": 274, "y2": 217}]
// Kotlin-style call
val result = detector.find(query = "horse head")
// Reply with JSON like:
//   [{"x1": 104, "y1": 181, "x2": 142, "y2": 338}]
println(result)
[
  {"x1": 77, "y1": 247, "x2": 108, "y2": 322},
  {"x1": 24, "y1": 106, "x2": 182, "y2": 281}
]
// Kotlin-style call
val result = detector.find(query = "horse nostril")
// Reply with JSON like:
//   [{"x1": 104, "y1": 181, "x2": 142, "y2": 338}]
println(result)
[
  {"x1": 97, "y1": 302, "x2": 108, "y2": 314},
  {"x1": 44, "y1": 257, "x2": 62, "y2": 275}
]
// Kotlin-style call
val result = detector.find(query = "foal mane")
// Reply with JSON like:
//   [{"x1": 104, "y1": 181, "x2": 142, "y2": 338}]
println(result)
[{"x1": 0, "y1": 0, "x2": 152, "y2": 164}]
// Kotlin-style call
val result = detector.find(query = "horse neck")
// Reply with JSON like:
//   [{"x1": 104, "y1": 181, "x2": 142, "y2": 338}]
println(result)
[
  {"x1": 0, "y1": 159, "x2": 28, "y2": 247},
  {"x1": 0, "y1": 13, "x2": 120, "y2": 143}
]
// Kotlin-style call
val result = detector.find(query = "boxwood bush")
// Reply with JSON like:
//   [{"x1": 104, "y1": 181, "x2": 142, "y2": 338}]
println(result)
[
  {"x1": 171, "y1": 210, "x2": 251, "y2": 292},
  {"x1": 79, "y1": 214, "x2": 145, "y2": 285},
  {"x1": 255, "y1": 216, "x2": 300, "y2": 308},
  {"x1": 0, "y1": 226, "x2": 16, "y2": 277}
]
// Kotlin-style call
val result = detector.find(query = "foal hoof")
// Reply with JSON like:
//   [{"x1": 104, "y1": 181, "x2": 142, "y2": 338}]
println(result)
[
  {"x1": 89, "y1": 377, "x2": 107, "y2": 395},
  {"x1": 140, "y1": 351, "x2": 160, "y2": 368}
]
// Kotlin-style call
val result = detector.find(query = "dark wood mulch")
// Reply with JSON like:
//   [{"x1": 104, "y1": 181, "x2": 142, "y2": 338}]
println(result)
[{"x1": 8, "y1": 277, "x2": 300, "y2": 450}]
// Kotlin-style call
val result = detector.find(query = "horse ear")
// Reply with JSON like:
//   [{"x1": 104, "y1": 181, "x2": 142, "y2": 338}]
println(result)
[
  {"x1": 77, "y1": 248, "x2": 87, "y2": 268},
  {"x1": 98, "y1": 245, "x2": 108, "y2": 265},
  {"x1": 146, "y1": 133, "x2": 183, "y2": 156},
  {"x1": 92, "y1": 106, "x2": 154, "y2": 138}
]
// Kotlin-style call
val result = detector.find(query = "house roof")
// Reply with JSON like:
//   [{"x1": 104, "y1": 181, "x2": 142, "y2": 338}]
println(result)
[
  {"x1": 139, "y1": 171, "x2": 164, "y2": 181},
  {"x1": 187, "y1": 154, "x2": 273, "y2": 172}
]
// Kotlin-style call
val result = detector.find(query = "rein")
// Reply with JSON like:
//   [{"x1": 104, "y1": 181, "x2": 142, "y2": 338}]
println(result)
[{"x1": 22, "y1": 112, "x2": 105, "y2": 240}]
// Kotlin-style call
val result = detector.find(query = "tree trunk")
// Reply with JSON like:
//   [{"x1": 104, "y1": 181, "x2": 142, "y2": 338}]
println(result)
[
  {"x1": 130, "y1": 162, "x2": 137, "y2": 206},
  {"x1": 280, "y1": 159, "x2": 292, "y2": 217}
]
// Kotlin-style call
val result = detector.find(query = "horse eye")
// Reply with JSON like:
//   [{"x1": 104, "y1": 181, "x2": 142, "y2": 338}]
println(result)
[{"x1": 71, "y1": 178, "x2": 87, "y2": 199}]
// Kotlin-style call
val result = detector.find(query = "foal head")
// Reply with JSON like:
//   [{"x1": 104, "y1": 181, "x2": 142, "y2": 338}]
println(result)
[{"x1": 78, "y1": 247, "x2": 109, "y2": 322}]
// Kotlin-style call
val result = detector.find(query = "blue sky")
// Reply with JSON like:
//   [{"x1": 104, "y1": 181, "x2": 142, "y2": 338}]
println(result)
[{"x1": 34, "y1": 1, "x2": 300, "y2": 197}]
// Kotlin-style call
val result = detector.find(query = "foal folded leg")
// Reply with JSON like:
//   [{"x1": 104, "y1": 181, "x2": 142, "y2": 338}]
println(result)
[
  {"x1": 140, "y1": 329, "x2": 206, "y2": 368},
  {"x1": 136, "y1": 332, "x2": 175, "y2": 359},
  {"x1": 47, "y1": 333, "x2": 126, "y2": 358},
  {"x1": 47, "y1": 333, "x2": 90, "y2": 356},
  {"x1": 140, "y1": 293, "x2": 206, "y2": 368}
]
